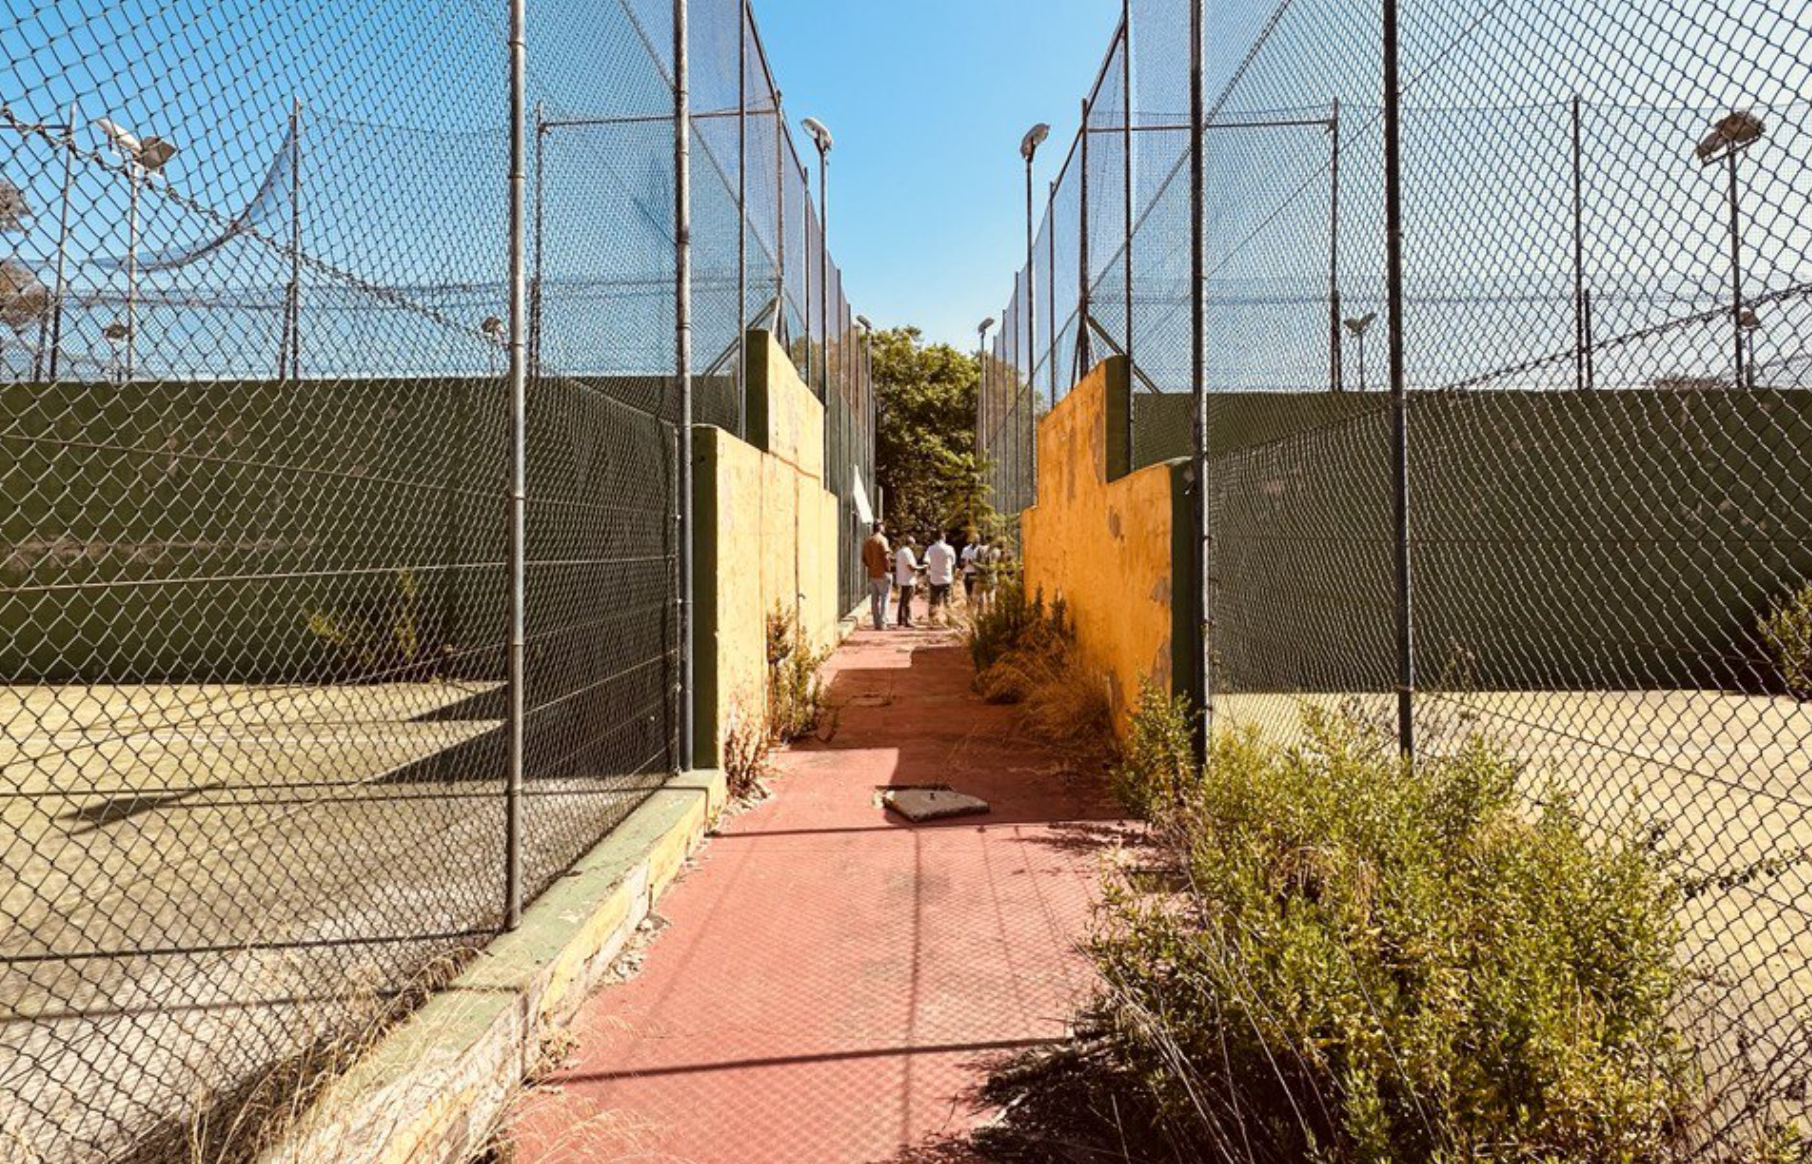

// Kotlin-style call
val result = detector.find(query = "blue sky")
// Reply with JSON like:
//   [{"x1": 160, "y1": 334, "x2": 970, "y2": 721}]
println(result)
[{"x1": 749, "y1": 0, "x2": 1121, "y2": 351}]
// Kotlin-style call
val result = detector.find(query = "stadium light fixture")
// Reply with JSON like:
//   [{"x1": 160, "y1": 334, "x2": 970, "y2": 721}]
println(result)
[
  {"x1": 95, "y1": 118, "x2": 179, "y2": 383},
  {"x1": 1695, "y1": 110, "x2": 1765, "y2": 389},
  {"x1": 1020, "y1": 123, "x2": 1050, "y2": 162},
  {"x1": 800, "y1": 117, "x2": 832, "y2": 397},
  {"x1": 855, "y1": 314, "x2": 872, "y2": 332},
  {"x1": 800, "y1": 116, "x2": 833, "y2": 155}
]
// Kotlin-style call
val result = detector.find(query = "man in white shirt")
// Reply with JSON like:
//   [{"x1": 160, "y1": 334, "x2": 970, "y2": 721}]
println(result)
[
  {"x1": 893, "y1": 538, "x2": 923, "y2": 628},
  {"x1": 960, "y1": 537, "x2": 986, "y2": 610},
  {"x1": 925, "y1": 533, "x2": 958, "y2": 623}
]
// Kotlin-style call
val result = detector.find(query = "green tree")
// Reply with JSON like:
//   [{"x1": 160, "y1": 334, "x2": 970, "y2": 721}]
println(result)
[{"x1": 872, "y1": 326, "x2": 988, "y2": 540}]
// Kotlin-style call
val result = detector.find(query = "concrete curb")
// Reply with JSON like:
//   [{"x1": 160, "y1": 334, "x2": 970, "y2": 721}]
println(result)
[{"x1": 258, "y1": 769, "x2": 728, "y2": 1164}]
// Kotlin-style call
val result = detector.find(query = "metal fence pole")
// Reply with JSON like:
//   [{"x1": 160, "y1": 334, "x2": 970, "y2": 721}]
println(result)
[
  {"x1": 675, "y1": 0, "x2": 694, "y2": 773},
  {"x1": 504, "y1": 0, "x2": 528, "y2": 930},
  {"x1": 45, "y1": 100, "x2": 76, "y2": 382},
  {"x1": 1383, "y1": 0, "x2": 1416, "y2": 758},
  {"x1": 1047, "y1": 177, "x2": 1056, "y2": 401},
  {"x1": 1121, "y1": 4, "x2": 1133, "y2": 371},
  {"x1": 1189, "y1": 0, "x2": 1210, "y2": 756},
  {"x1": 737, "y1": 9, "x2": 747, "y2": 438},
  {"x1": 1329, "y1": 97, "x2": 1342, "y2": 393},
  {"x1": 1078, "y1": 96, "x2": 1092, "y2": 383},
  {"x1": 1572, "y1": 95, "x2": 1588, "y2": 391}
]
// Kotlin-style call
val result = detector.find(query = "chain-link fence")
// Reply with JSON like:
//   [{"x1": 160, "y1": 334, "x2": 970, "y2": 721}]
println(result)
[
  {"x1": 983, "y1": 0, "x2": 1812, "y2": 1149},
  {"x1": 0, "y1": 1, "x2": 868, "y2": 1160}
]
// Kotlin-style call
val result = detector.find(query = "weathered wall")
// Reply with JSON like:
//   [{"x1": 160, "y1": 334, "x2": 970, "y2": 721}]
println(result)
[
  {"x1": 691, "y1": 331, "x2": 841, "y2": 766},
  {"x1": 1021, "y1": 357, "x2": 1194, "y2": 729}
]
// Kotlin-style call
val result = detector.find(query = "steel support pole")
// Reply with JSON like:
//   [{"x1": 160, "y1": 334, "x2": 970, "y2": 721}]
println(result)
[
  {"x1": 44, "y1": 101, "x2": 76, "y2": 383},
  {"x1": 288, "y1": 97, "x2": 302, "y2": 379},
  {"x1": 1047, "y1": 178, "x2": 1057, "y2": 402},
  {"x1": 1188, "y1": 0, "x2": 1210, "y2": 757},
  {"x1": 504, "y1": 0, "x2": 529, "y2": 929},
  {"x1": 125, "y1": 168, "x2": 139, "y2": 382},
  {"x1": 818, "y1": 146, "x2": 828, "y2": 399},
  {"x1": 775, "y1": 88, "x2": 785, "y2": 342},
  {"x1": 675, "y1": 0, "x2": 695, "y2": 772},
  {"x1": 737, "y1": 8, "x2": 748, "y2": 438},
  {"x1": 1382, "y1": 0, "x2": 1416, "y2": 758},
  {"x1": 1078, "y1": 97, "x2": 1092, "y2": 383},
  {"x1": 1121, "y1": 3, "x2": 1133, "y2": 373},
  {"x1": 532, "y1": 104, "x2": 544, "y2": 383},
  {"x1": 1572, "y1": 96, "x2": 1587, "y2": 391},
  {"x1": 1329, "y1": 97, "x2": 1343, "y2": 393},
  {"x1": 1024, "y1": 157, "x2": 1035, "y2": 513},
  {"x1": 1726, "y1": 150, "x2": 1747, "y2": 389}
]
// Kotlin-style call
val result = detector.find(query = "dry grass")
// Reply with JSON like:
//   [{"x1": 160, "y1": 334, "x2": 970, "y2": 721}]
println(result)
[{"x1": 971, "y1": 593, "x2": 1118, "y2": 776}]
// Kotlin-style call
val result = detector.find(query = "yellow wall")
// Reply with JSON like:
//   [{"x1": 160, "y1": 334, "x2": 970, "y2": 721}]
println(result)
[
  {"x1": 692, "y1": 332, "x2": 841, "y2": 766},
  {"x1": 1021, "y1": 357, "x2": 1191, "y2": 729}
]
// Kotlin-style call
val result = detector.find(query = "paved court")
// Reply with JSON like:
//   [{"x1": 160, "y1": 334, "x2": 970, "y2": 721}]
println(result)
[
  {"x1": 511, "y1": 625, "x2": 1133, "y2": 1164},
  {"x1": 0, "y1": 680, "x2": 651, "y2": 1164}
]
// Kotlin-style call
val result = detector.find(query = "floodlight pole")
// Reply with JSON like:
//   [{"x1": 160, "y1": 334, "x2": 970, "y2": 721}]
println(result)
[
  {"x1": 504, "y1": 0, "x2": 528, "y2": 929},
  {"x1": 280, "y1": 97, "x2": 302, "y2": 380},
  {"x1": 43, "y1": 101, "x2": 76, "y2": 382},
  {"x1": 124, "y1": 162, "x2": 140, "y2": 382},
  {"x1": 1725, "y1": 148, "x2": 1748, "y2": 389}
]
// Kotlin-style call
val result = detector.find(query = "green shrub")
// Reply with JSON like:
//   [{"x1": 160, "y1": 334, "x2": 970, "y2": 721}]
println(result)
[
  {"x1": 1112, "y1": 683, "x2": 1196, "y2": 817},
  {"x1": 765, "y1": 606, "x2": 827, "y2": 744},
  {"x1": 968, "y1": 578, "x2": 1042, "y2": 676},
  {"x1": 988, "y1": 704, "x2": 1709, "y2": 1164},
  {"x1": 1758, "y1": 581, "x2": 1812, "y2": 700},
  {"x1": 304, "y1": 569, "x2": 438, "y2": 682}
]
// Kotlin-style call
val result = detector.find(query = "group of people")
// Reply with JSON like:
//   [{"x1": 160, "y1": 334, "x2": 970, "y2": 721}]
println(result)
[{"x1": 860, "y1": 522, "x2": 1002, "y2": 631}]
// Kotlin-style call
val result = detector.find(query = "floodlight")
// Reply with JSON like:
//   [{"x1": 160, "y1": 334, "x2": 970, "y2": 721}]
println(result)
[
  {"x1": 1343, "y1": 312, "x2": 1377, "y2": 337},
  {"x1": 0, "y1": 178, "x2": 30, "y2": 231},
  {"x1": 1696, "y1": 110, "x2": 1764, "y2": 165},
  {"x1": 94, "y1": 118, "x2": 178, "y2": 172},
  {"x1": 800, "y1": 116, "x2": 833, "y2": 154},
  {"x1": 1738, "y1": 307, "x2": 1761, "y2": 330},
  {"x1": 481, "y1": 315, "x2": 505, "y2": 339},
  {"x1": 855, "y1": 314, "x2": 872, "y2": 331},
  {"x1": 1020, "y1": 123, "x2": 1051, "y2": 161},
  {"x1": 979, "y1": 316, "x2": 996, "y2": 334},
  {"x1": 102, "y1": 318, "x2": 130, "y2": 342},
  {"x1": 0, "y1": 259, "x2": 48, "y2": 330}
]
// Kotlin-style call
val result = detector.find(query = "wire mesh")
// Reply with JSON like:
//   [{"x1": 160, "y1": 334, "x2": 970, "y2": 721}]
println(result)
[
  {"x1": 0, "y1": 0, "x2": 868, "y2": 1159},
  {"x1": 981, "y1": 0, "x2": 1812, "y2": 1149}
]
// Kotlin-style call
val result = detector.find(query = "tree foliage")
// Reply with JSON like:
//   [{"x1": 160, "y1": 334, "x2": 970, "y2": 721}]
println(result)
[{"x1": 872, "y1": 326, "x2": 987, "y2": 540}]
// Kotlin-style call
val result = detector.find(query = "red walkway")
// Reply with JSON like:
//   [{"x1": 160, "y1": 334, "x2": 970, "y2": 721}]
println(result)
[{"x1": 510, "y1": 623, "x2": 1129, "y2": 1164}]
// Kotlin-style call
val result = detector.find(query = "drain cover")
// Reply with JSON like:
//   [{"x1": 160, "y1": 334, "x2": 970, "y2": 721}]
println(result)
[{"x1": 882, "y1": 787, "x2": 991, "y2": 823}]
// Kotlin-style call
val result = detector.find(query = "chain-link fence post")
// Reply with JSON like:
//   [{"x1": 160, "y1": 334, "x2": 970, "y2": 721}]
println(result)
[
  {"x1": 1382, "y1": 0, "x2": 1415, "y2": 758},
  {"x1": 505, "y1": 0, "x2": 529, "y2": 929},
  {"x1": 1328, "y1": 97, "x2": 1342, "y2": 393},
  {"x1": 737, "y1": 10, "x2": 747, "y2": 439},
  {"x1": 1188, "y1": 0, "x2": 1210, "y2": 758},
  {"x1": 675, "y1": 0, "x2": 694, "y2": 775},
  {"x1": 1077, "y1": 96, "x2": 1091, "y2": 385}
]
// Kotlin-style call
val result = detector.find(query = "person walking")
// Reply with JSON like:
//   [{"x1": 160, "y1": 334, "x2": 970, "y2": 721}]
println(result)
[
  {"x1": 925, "y1": 531, "x2": 957, "y2": 624},
  {"x1": 960, "y1": 534, "x2": 987, "y2": 613},
  {"x1": 893, "y1": 536, "x2": 923, "y2": 628},
  {"x1": 862, "y1": 522, "x2": 892, "y2": 631}
]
